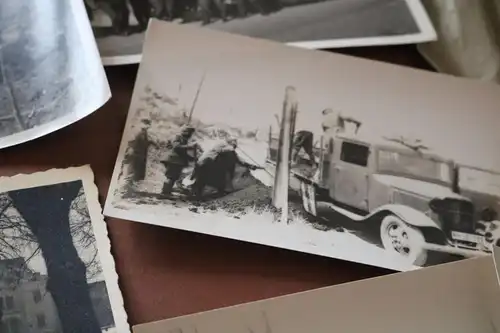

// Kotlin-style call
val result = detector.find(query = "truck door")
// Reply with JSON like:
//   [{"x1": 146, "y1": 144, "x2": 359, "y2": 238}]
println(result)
[
  {"x1": 319, "y1": 136, "x2": 333, "y2": 187},
  {"x1": 331, "y1": 141, "x2": 370, "y2": 211}
]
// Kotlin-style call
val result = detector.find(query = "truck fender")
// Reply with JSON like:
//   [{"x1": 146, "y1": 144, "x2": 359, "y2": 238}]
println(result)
[{"x1": 367, "y1": 204, "x2": 440, "y2": 229}]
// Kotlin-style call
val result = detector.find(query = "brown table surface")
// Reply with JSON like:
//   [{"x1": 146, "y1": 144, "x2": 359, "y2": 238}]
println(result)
[{"x1": 0, "y1": 45, "x2": 434, "y2": 327}]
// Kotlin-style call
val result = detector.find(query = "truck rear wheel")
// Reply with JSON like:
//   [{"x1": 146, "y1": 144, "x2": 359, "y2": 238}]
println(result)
[
  {"x1": 380, "y1": 215, "x2": 428, "y2": 267},
  {"x1": 300, "y1": 181, "x2": 317, "y2": 217}
]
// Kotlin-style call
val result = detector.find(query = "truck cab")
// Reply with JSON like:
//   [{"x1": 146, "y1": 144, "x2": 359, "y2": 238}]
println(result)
[
  {"x1": 267, "y1": 129, "x2": 500, "y2": 266},
  {"x1": 317, "y1": 134, "x2": 456, "y2": 214}
]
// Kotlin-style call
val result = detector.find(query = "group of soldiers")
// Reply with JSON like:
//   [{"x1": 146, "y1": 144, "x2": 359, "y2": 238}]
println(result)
[
  {"x1": 127, "y1": 108, "x2": 359, "y2": 200},
  {"x1": 85, "y1": 0, "x2": 283, "y2": 35},
  {"x1": 159, "y1": 126, "x2": 262, "y2": 200}
]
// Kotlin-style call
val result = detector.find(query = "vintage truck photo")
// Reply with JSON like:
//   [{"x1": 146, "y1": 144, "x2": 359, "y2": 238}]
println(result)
[{"x1": 267, "y1": 129, "x2": 500, "y2": 266}]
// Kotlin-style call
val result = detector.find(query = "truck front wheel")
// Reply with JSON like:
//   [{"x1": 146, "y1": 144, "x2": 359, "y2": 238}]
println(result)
[{"x1": 380, "y1": 215, "x2": 428, "y2": 267}]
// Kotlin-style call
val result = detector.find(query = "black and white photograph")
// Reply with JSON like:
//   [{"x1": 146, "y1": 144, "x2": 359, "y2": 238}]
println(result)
[
  {"x1": 87, "y1": 0, "x2": 436, "y2": 65},
  {"x1": 105, "y1": 20, "x2": 500, "y2": 272},
  {"x1": 0, "y1": 0, "x2": 110, "y2": 149},
  {"x1": 0, "y1": 166, "x2": 129, "y2": 333}
]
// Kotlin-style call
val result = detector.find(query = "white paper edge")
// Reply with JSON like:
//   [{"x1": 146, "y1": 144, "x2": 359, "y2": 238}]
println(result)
[
  {"x1": 99, "y1": 0, "x2": 437, "y2": 66},
  {"x1": 0, "y1": 166, "x2": 131, "y2": 333},
  {"x1": 131, "y1": 255, "x2": 491, "y2": 332}
]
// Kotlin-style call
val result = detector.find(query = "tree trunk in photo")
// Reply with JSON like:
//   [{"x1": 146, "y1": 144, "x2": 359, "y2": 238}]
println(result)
[
  {"x1": 272, "y1": 86, "x2": 298, "y2": 222},
  {"x1": 9, "y1": 181, "x2": 101, "y2": 333},
  {"x1": 0, "y1": 51, "x2": 27, "y2": 131}
]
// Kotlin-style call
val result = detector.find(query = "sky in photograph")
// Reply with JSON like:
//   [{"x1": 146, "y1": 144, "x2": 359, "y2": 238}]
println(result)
[
  {"x1": 129, "y1": 21, "x2": 500, "y2": 171},
  {"x1": 1, "y1": 203, "x2": 104, "y2": 283}
]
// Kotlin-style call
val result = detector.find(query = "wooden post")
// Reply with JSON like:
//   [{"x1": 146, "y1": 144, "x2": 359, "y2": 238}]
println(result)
[
  {"x1": 319, "y1": 135, "x2": 324, "y2": 182},
  {"x1": 187, "y1": 72, "x2": 206, "y2": 124},
  {"x1": 272, "y1": 86, "x2": 298, "y2": 222},
  {"x1": 267, "y1": 125, "x2": 272, "y2": 160}
]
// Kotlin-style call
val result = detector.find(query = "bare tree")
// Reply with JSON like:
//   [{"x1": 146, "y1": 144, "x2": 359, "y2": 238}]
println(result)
[{"x1": 0, "y1": 181, "x2": 101, "y2": 333}]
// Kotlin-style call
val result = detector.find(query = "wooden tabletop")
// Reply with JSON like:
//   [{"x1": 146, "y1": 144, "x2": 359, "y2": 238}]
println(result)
[{"x1": 0, "y1": 45, "x2": 433, "y2": 326}]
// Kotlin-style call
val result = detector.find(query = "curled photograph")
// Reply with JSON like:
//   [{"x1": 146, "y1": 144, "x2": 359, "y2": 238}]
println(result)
[{"x1": 0, "y1": 0, "x2": 110, "y2": 149}]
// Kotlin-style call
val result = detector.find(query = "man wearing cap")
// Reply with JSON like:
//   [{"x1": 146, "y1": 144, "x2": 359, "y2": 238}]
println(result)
[
  {"x1": 321, "y1": 108, "x2": 362, "y2": 135},
  {"x1": 160, "y1": 126, "x2": 199, "y2": 197},
  {"x1": 128, "y1": 119, "x2": 157, "y2": 182}
]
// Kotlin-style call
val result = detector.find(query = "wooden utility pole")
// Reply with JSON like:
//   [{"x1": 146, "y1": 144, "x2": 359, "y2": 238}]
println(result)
[{"x1": 272, "y1": 86, "x2": 298, "y2": 222}]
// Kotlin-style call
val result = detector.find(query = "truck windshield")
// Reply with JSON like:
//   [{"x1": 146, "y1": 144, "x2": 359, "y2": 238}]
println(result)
[
  {"x1": 458, "y1": 166, "x2": 500, "y2": 197},
  {"x1": 377, "y1": 150, "x2": 451, "y2": 183}
]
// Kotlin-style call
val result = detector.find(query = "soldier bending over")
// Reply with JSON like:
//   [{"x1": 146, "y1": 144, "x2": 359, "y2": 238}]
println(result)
[
  {"x1": 291, "y1": 130, "x2": 317, "y2": 167},
  {"x1": 160, "y1": 126, "x2": 199, "y2": 197}
]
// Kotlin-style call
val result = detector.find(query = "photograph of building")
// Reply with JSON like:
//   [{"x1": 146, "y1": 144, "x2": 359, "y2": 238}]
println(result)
[{"x1": 0, "y1": 167, "x2": 128, "y2": 333}]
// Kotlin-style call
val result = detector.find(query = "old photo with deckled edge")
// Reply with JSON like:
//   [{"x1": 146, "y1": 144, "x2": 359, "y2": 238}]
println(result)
[
  {"x1": 89, "y1": 0, "x2": 437, "y2": 66},
  {"x1": 133, "y1": 249, "x2": 500, "y2": 333},
  {"x1": 0, "y1": 166, "x2": 130, "y2": 333},
  {"x1": 105, "y1": 19, "x2": 500, "y2": 273}
]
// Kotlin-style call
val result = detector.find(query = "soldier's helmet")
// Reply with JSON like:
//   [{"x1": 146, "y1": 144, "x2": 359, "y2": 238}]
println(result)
[
  {"x1": 226, "y1": 138, "x2": 238, "y2": 148},
  {"x1": 180, "y1": 126, "x2": 195, "y2": 137},
  {"x1": 321, "y1": 108, "x2": 334, "y2": 115}
]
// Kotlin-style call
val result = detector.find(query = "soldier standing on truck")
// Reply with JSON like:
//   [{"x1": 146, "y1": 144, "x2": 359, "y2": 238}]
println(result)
[
  {"x1": 321, "y1": 108, "x2": 362, "y2": 135},
  {"x1": 160, "y1": 126, "x2": 199, "y2": 197},
  {"x1": 291, "y1": 130, "x2": 317, "y2": 167}
]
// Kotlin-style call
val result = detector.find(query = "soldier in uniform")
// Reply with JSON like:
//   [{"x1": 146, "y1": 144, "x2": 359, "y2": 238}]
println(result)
[
  {"x1": 189, "y1": 138, "x2": 261, "y2": 199},
  {"x1": 104, "y1": 0, "x2": 130, "y2": 35},
  {"x1": 198, "y1": 0, "x2": 226, "y2": 24},
  {"x1": 129, "y1": 0, "x2": 151, "y2": 31},
  {"x1": 160, "y1": 126, "x2": 199, "y2": 197},
  {"x1": 151, "y1": 0, "x2": 176, "y2": 20},
  {"x1": 321, "y1": 108, "x2": 362, "y2": 135},
  {"x1": 291, "y1": 130, "x2": 317, "y2": 167},
  {"x1": 128, "y1": 119, "x2": 157, "y2": 182}
]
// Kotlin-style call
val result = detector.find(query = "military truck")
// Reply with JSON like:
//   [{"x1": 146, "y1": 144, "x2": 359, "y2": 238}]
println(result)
[{"x1": 267, "y1": 130, "x2": 500, "y2": 266}]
